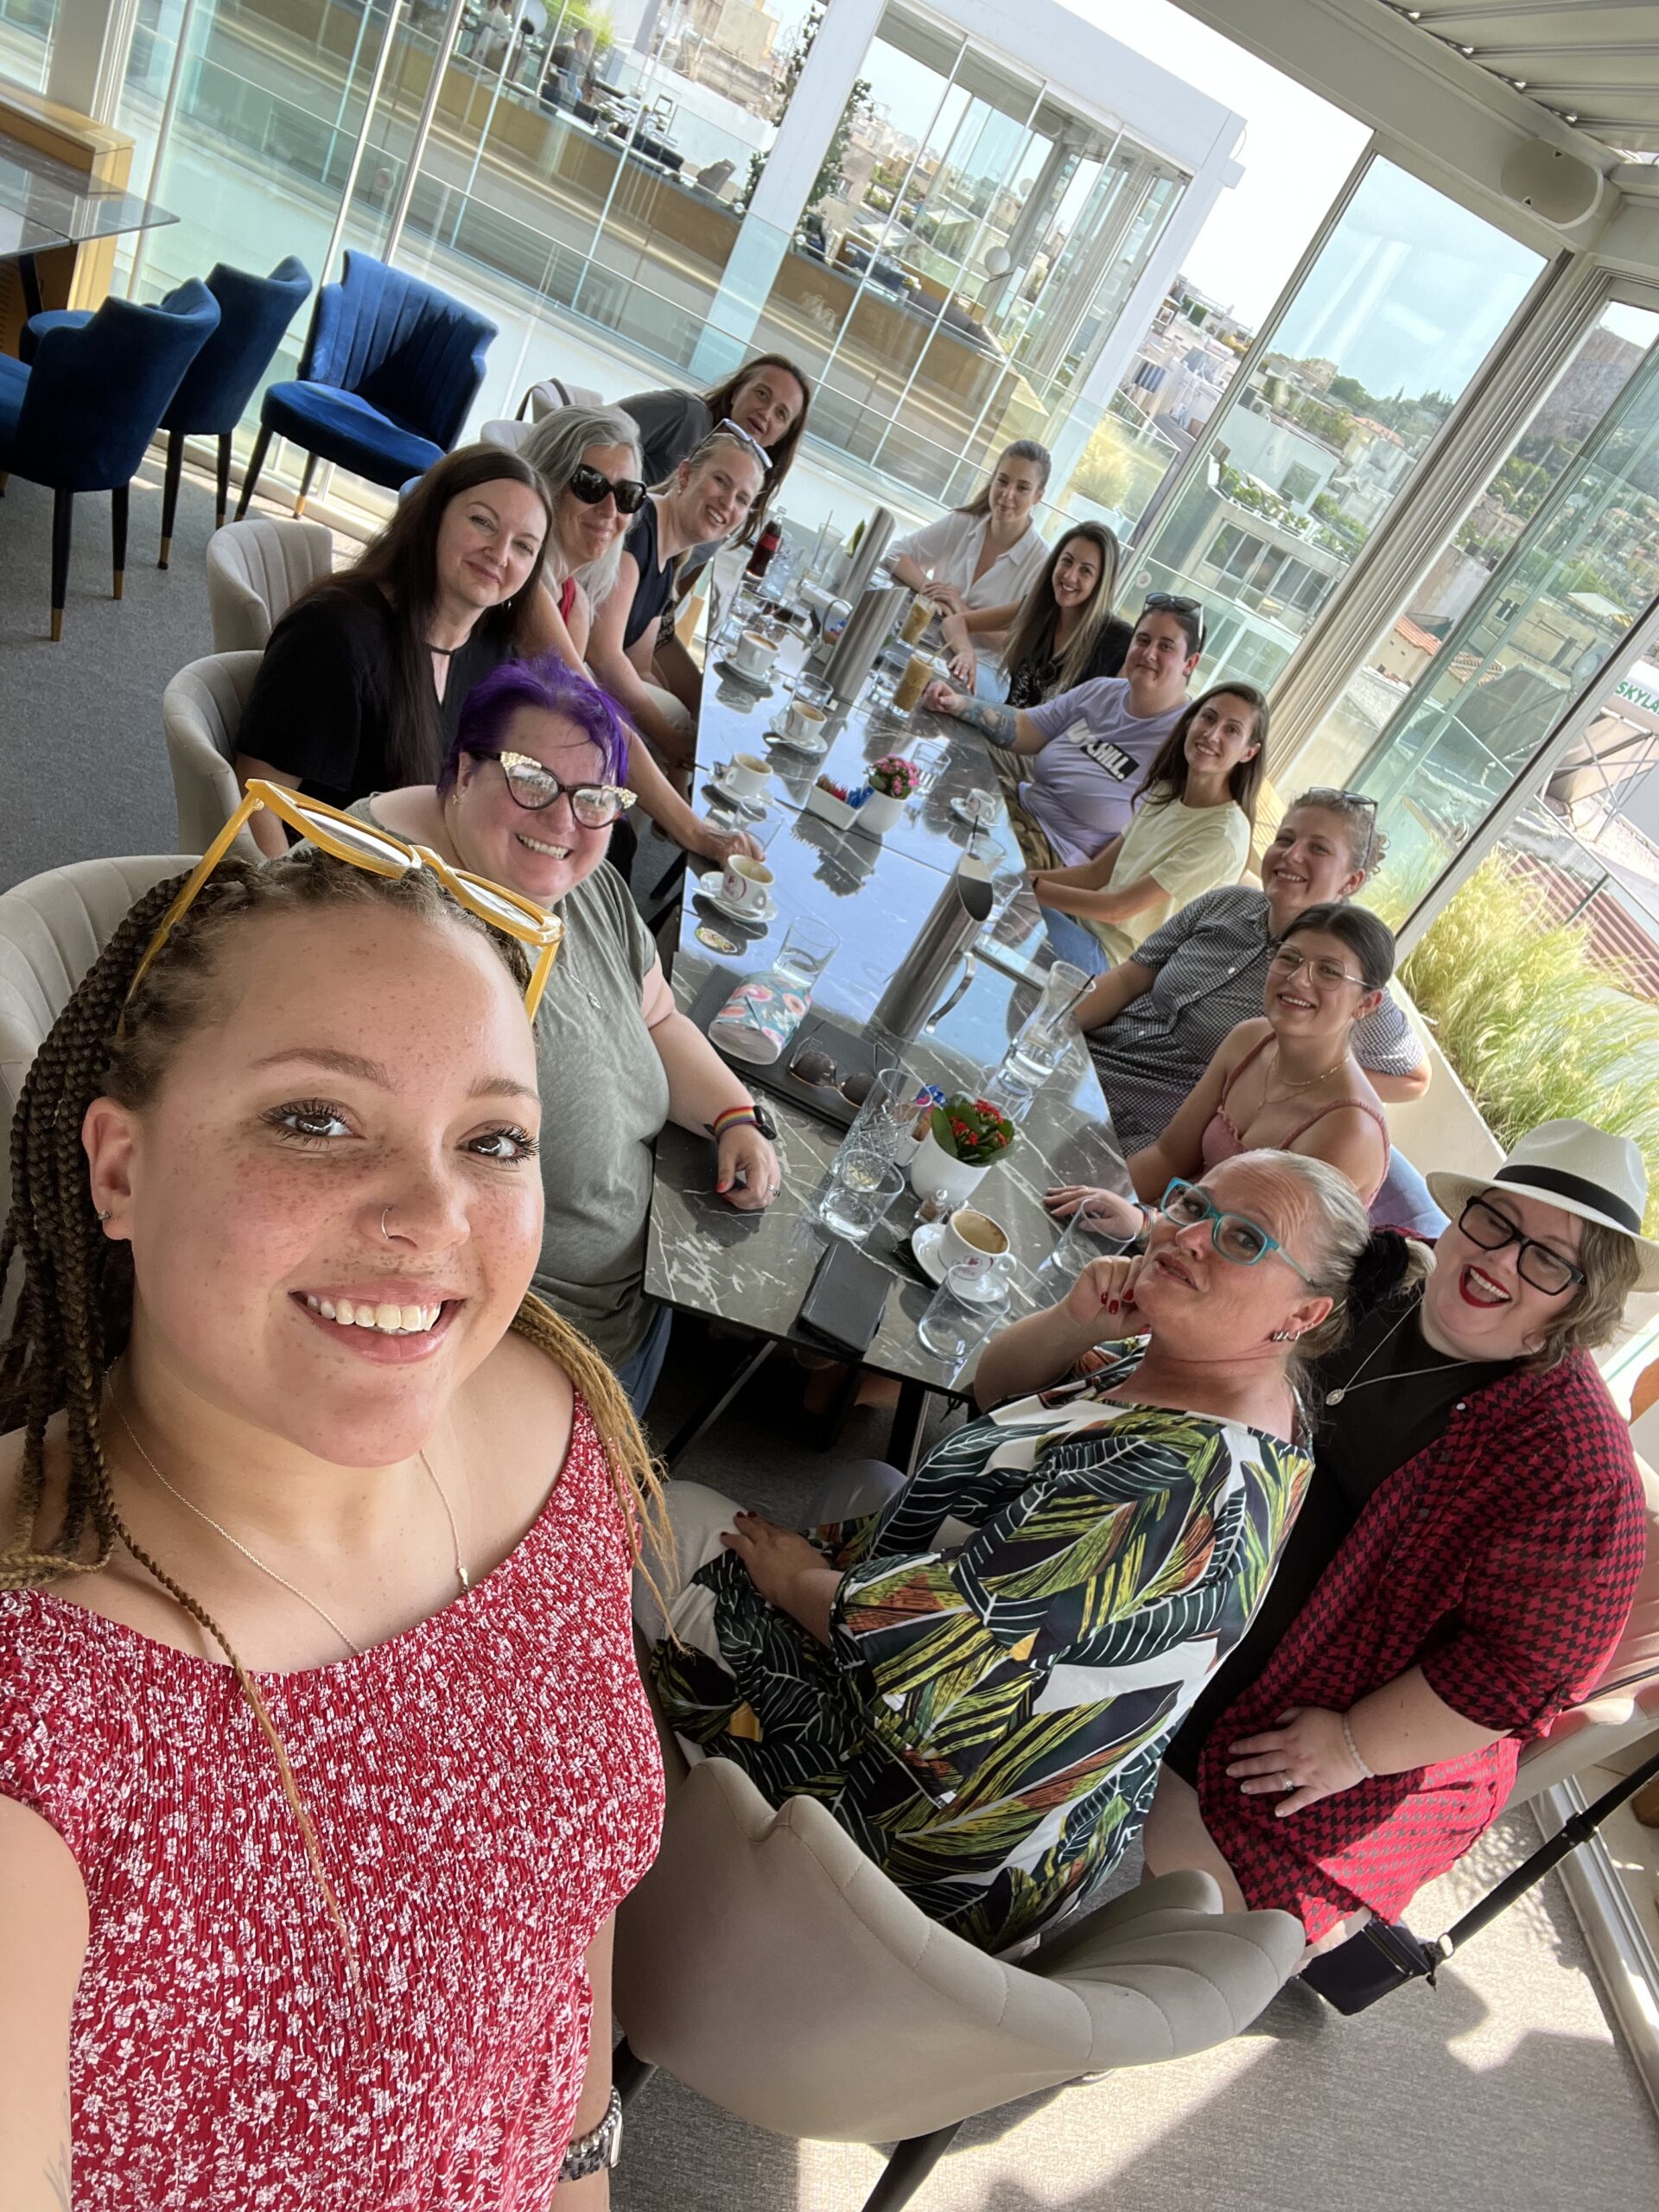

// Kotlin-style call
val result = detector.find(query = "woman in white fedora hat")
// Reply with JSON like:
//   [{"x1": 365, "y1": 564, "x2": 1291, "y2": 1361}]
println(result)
[{"x1": 1143, "y1": 1117, "x2": 1656, "y2": 1951}]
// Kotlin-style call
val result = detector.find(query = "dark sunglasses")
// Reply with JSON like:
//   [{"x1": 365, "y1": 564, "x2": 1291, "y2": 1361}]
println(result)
[
  {"x1": 1458, "y1": 1197, "x2": 1585, "y2": 1297},
  {"x1": 493, "y1": 750, "x2": 637, "y2": 829},
  {"x1": 1141, "y1": 592, "x2": 1206, "y2": 648},
  {"x1": 568, "y1": 463, "x2": 647, "y2": 515}
]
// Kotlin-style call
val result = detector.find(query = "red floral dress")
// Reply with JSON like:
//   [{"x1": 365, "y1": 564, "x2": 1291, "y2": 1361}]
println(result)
[
  {"x1": 1197, "y1": 1353, "x2": 1645, "y2": 1940},
  {"x1": 0, "y1": 1395, "x2": 663, "y2": 2209}
]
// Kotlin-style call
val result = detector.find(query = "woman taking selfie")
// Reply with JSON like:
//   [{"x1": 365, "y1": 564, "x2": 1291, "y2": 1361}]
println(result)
[
  {"x1": 1145, "y1": 1120, "x2": 1653, "y2": 1954},
  {"x1": 584, "y1": 422, "x2": 766, "y2": 776},
  {"x1": 0, "y1": 812, "x2": 666, "y2": 2202},
  {"x1": 346, "y1": 657, "x2": 782, "y2": 1414},
  {"x1": 638, "y1": 1154, "x2": 1370, "y2": 1954},
  {"x1": 887, "y1": 439, "x2": 1052, "y2": 670},
  {"x1": 235, "y1": 445, "x2": 553, "y2": 853},
  {"x1": 1033, "y1": 681, "x2": 1267, "y2": 974}
]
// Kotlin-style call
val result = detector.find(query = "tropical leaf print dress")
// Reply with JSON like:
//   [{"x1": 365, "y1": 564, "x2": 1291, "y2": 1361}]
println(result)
[{"x1": 650, "y1": 1347, "x2": 1310, "y2": 1952}]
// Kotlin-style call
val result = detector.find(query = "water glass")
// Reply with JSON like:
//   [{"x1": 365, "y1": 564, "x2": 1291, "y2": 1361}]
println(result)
[
  {"x1": 1041, "y1": 1191, "x2": 1138, "y2": 1286},
  {"x1": 842, "y1": 1062, "x2": 927, "y2": 1167},
  {"x1": 917, "y1": 1262, "x2": 1010, "y2": 1366},
  {"x1": 1005, "y1": 959, "x2": 1091, "y2": 1084},
  {"x1": 909, "y1": 739, "x2": 950, "y2": 793},
  {"x1": 819, "y1": 1155, "x2": 906, "y2": 1243},
  {"x1": 774, "y1": 915, "x2": 840, "y2": 989}
]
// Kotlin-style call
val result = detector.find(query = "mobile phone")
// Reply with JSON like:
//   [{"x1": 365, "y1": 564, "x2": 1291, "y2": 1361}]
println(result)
[{"x1": 796, "y1": 1239, "x2": 891, "y2": 1357}]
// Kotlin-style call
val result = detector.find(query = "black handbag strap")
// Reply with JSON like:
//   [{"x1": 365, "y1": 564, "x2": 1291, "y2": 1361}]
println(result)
[{"x1": 1438, "y1": 1738, "x2": 1659, "y2": 1956}]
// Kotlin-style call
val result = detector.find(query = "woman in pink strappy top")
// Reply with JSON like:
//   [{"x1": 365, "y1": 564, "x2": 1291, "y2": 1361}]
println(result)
[
  {"x1": 0, "y1": 841, "x2": 664, "y2": 2207},
  {"x1": 1054, "y1": 904, "x2": 1395, "y2": 1234}
]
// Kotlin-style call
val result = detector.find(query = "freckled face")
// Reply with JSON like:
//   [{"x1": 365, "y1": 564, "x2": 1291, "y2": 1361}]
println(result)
[{"x1": 99, "y1": 906, "x2": 543, "y2": 1468}]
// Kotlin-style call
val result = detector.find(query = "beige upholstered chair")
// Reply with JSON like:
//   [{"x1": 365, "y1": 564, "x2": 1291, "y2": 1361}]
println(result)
[
  {"x1": 162, "y1": 652, "x2": 264, "y2": 859},
  {"x1": 612, "y1": 1751, "x2": 1305, "y2": 2211},
  {"x1": 1, "y1": 858, "x2": 190, "y2": 1316},
  {"x1": 205, "y1": 516, "x2": 334, "y2": 652}
]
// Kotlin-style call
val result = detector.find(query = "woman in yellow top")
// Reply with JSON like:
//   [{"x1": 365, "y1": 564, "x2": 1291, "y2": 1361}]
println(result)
[{"x1": 1033, "y1": 682, "x2": 1268, "y2": 975}]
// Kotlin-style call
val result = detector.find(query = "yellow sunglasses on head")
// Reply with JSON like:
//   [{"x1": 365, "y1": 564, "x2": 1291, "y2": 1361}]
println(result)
[{"x1": 123, "y1": 780, "x2": 564, "y2": 1027}]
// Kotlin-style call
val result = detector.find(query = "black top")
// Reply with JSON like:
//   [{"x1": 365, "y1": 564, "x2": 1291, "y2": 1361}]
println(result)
[
  {"x1": 620, "y1": 498, "x2": 677, "y2": 652},
  {"x1": 616, "y1": 387, "x2": 714, "y2": 488},
  {"x1": 1162, "y1": 1285, "x2": 1517, "y2": 1781},
  {"x1": 1005, "y1": 614, "x2": 1132, "y2": 709},
  {"x1": 238, "y1": 591, "x2": 511, "y2": 814}
]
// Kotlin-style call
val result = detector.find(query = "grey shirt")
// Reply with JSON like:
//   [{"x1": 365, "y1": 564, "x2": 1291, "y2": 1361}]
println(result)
[
  {"x1": 617, "y1": 386, "x2": 715, "y2": 487},
  {"x1": 350, "y1": 801, "x2": 671, "y2": 1363},
  {"x1": 1090, "y1": 884, "x2": 1426, "y2": 1151}
]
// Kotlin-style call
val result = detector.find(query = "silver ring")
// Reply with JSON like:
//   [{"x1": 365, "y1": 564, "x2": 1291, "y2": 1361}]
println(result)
[{"x1": 1279, "y1": 1772, "x2": 1295, "y2": 1790}]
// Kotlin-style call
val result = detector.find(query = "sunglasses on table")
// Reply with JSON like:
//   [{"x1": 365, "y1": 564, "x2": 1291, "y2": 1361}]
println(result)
[
  {"x1": 1267, "y1": 944, "x2": 1370, "y2": 989},
  {"x1": 568, "y1": 462, "x2": 647, "y2": 515},
  {"x1": 123, "y1": 780, "x2": 563, "y2": 1029},
  {"x1": 489, "y1": 750, "x2": 637, "y2": 829},
  {"x1": 1458, "y1": 1196, "x2": 1586, "y2": 1296},
  {"x1": 1156, "y1": 1178, "x2": 1317, "y2": 1285},
  {"x1": 1140, "y1": 592, "x2": 1206, "y2": 648}
]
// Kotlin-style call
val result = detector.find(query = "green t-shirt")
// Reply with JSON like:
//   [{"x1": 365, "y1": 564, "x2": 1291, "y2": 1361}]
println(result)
[{"x1": 349, "y1": 802, "x2": 670, "y2": 1363}]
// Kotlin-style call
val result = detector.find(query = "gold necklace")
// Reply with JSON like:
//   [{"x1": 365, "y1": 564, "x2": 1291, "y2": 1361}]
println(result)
[
  {"x1": 1264, "y1": 1044, "x2": 1349, "y2": 1100},
  {"x1": 110, "y1": 1397, "x2": 469, "y2": 1660}
]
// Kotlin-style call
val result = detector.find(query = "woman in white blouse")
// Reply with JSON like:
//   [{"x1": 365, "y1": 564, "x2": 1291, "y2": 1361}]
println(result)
[{"x1": 886, "y1": 440, "x2": 1050, "y2": 683}]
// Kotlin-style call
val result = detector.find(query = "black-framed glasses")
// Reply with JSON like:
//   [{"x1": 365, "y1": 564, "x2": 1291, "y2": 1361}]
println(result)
[
  {"x1": 493, "y1": 751, "x2": 637, "y2": 829},
  {"x1": 715, "y1": 416, "x2": 772, "y2": 470},
  {"x1": 1158, "y1": 1178, "x2": 1316, "y2": 1284},
  {"x1": 568, "y1": 462, "x2": 647, "y2": 515},
  {"x1": 1458, "y1": 1197, "x2": 1585, "y2": 1297},
  {"x1": 1141, "y1": 592, "x2": 1206, "y2": 649},
  {"x1": 1268, "y1": 944, "x2": 1369, "y2": 989}
]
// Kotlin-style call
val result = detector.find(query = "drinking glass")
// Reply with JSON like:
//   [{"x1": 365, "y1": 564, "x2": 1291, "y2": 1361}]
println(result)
[
  {"x1": 840, "y1": 1062, "x2": 926, "y2": 1168},
  {"x1": 917, "y1": 1262, "x2": 1010, "y2": 1365},
  {"x1": 1004, "y1": 960, "x2": 1091, "y2": 1085},
  {"x1": 773, "y1": 916, "x2": 841, "y2": 989},
  {"x1": 908, "y1": 739, "x2": 950, "y2": 794},
  {"x1": 1040, "y1": 1191, "x2": 1139, "y2": 1287},
  {"x1": 818, "y1": 1155, "x2": 906, "y2": 1243}
]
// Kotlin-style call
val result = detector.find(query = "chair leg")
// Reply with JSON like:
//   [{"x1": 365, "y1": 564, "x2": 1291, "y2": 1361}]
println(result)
[
  {"x1": 859, "y1": 2121, "x2": 967, "y2": 2212},
  {"x1": 111, "y1": 484, "x2": 129, "y2": 601},
  {"x1": 49, "y1": 486, "x2": 73, "y2": 641},
  {"x1": 158, "y1": 429, "x2": 183, "y2": 569},
  {"x1": 294, "y1": 450, "x2": 319, "y2": 518},
  {"x1": 215, "y1": 432, "x2": 232, "y2": 531},
  {"x1": 611, "y1": 2039, "x2": 657, "y2": 2108},
  {"x1": 235, "y1": 424, "x2": 272, "y2": 519}
]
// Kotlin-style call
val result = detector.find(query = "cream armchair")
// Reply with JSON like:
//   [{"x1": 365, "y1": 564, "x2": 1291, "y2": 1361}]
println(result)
[
  {"x1": 162, "y1": 651, "x2": 264, "y2": 859},
  {"x1": 205, "y1": 516, "x2": 334, "y2": 652}
]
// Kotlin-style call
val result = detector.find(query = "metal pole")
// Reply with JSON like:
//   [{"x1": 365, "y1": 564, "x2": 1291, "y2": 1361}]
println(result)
[
  {"x1": 327, "y1": 2, "x2": 379, "y2": 181},
  {"x1": 382, "y1": 0, "x2": 468, "y2": 264},
  {"x1": 125, "y1": 0, "x2": 200, "y2": 297},
  {"x1": 449, "y1": 14, "x2": 521, "y2": 247},
  {"x1": 321, "y1": 0, "x2": 410, "y2": 282}
]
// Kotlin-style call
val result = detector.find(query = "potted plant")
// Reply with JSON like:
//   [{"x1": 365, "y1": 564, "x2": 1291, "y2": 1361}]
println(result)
[
  {"x1": 855, "y1": 753, "x2": 920, "y2": 836},
  {"x1": 909, "y1": 1091, "x2": 1017, "y2": 1205}
]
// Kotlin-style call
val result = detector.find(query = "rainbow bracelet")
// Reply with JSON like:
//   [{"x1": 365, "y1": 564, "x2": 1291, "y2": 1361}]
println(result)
[{"x1": 710, "y1": 1104, "x2": 759, "y2": 1140}]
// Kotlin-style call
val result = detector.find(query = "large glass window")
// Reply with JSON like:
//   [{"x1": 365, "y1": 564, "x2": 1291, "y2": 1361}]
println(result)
[
  {"x1": 1357, "y1": 332, "x2": 1659, "y2": 924},
  {"x1": 1128, "y1": 158, "x2": 1543, "y2": 691},
  {"x1": 0, "y1": 0, "x2": 58, "y2": 93}
]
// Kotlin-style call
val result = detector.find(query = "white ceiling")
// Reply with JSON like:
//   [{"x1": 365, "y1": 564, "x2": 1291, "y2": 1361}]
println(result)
[{"x1": 1375, "y1": 3, "x2": 1659, "y2": 160}]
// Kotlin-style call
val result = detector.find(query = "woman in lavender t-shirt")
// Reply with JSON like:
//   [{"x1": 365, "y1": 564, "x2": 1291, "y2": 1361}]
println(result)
[{"x1": 925, "y1": 601, "x2": 1204, "y2": 870}]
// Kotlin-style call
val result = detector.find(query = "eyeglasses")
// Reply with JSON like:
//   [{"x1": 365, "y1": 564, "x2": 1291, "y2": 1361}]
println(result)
[
  {"x1": 1141, "y1": 592, "x2": 1206, "y2": 649},
  {"x1": 1458, "y1": 1197, "x2": 1586, "y2": 1297},
  {"x1": 1157, "y1": 1178, "x2": 1317, "y2": 1284},
  {"x1": 715, "y1": 417, "x2": 772, "y2": 470},
  {"x1": 567, "y1": 462, "x2": 646, "y2": 515},
  {"x1": 124, "y1": 780, "x2": 563, "y2": 1029},
  {"x1": 492, "y1": 750, "x2": 637, "y2": 828},
  {"x1": 1268, "y1": 944, "x2": 1370, "y2": 990}
]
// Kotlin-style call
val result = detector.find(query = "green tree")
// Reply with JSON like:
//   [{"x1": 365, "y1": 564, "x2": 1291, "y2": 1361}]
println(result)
[{"x1": 739, "y1": 2, "x2": 869, "y2": 219}]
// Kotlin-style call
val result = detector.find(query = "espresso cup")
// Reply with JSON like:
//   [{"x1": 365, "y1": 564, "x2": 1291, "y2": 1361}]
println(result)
[
  {"x1": 734, "y1": 628, "x2": 777, "y2": 674},
  {"x1": 961, "y1": 786, "x2": 996, "y2": 823},
  {"x1": 940, "y1": 1207, "x2": 1011, "y2": 1277},
  {"x1": 723, "y1": 750, "x2": 772, "y2": 796},
  {"x1": 784, "y1": 697, "x2": 827, "y2": 741},
  {"x1": 720, "y1": 855, "x2": 774, "y2": 913}
]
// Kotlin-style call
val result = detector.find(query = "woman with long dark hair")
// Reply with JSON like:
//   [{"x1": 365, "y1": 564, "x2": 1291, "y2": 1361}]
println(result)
[
  {"x1": 235, "y1": 445, "x2": 552, "y2": 855},
  {"x1": 949, "y1": 520, "x2": 1131, "y2": 703},
  {"x1": 616, "y1": 352, "x2": 810, "y2": 541},
  {"x1": 1033, "y1": 681, "x2": 1268, "y2": 973}
]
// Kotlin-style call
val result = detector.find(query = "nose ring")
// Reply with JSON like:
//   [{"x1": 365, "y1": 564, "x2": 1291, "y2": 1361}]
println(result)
[{"x1": 381, "y1": 1208, "x2": 394, "y2": 1243}]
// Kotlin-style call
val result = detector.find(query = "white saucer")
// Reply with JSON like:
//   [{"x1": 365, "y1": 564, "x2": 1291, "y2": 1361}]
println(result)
[
  {"x1": 696, "y1": 869, "x2": 778, "y2": 926},
  {"x1": 950, "y1": 795, "x2": 999, "y2": 827},
  {"x1": 910, "y1": 1219, "x2": 950, "y2": 1284},
  {"x1": 717, "y1": 655, "x2": 776, "y2": 692},
  {"x1": 766, "y1": 721, "x2": 830, "y2": 759},
  {"x1": 707, "y1": 772, "x2": 768, "y2": 815}
]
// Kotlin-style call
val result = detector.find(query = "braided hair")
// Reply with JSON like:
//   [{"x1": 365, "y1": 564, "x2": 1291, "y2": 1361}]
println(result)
[{"x1": 1, "y1": 845, "x2": 664, "y2": 1945}]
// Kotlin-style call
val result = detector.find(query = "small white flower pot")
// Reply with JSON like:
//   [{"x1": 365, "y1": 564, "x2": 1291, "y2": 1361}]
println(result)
[
  {"x1": 854, "y1": 791, "x2": 906, "y2": 836},
  {"x1": 909, "y1": 1126, "x2": 994, "y2": 1207}
]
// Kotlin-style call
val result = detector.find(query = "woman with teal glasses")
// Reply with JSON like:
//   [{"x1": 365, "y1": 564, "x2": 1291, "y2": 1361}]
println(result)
[{"x1": 637, "y1": 1153, "x2": 1370, "y2": 1953}]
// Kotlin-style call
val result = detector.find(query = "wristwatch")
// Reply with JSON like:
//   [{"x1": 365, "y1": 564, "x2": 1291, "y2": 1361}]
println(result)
[{"x1": 558, "y1": 2088, "x2": 623, "y2": 2180}]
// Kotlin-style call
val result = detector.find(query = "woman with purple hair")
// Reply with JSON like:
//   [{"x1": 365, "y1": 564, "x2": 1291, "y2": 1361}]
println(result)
[{"x1": 339, "y1": 654, "x2": 781, "y2": 1413}]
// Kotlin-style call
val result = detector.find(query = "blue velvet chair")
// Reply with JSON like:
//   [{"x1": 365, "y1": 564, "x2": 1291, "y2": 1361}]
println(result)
[
  {"x1": 235, "y1": 252, "x2": 496, "y2": 518},
  {"x1": 23, "y1": 257, "x2": 313, "y2": 568},
  {"x1": 0, "y1": 280, "x2": 219, "y2": 640}
]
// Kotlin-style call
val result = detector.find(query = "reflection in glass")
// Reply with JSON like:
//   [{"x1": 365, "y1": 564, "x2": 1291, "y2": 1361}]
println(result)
[
  {"x1": 0, "y1": 0, "x2": 58, "y2": 92},
  {"x1": 1129, "y1": 160, "x2": 1542, "y2": 695}
]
